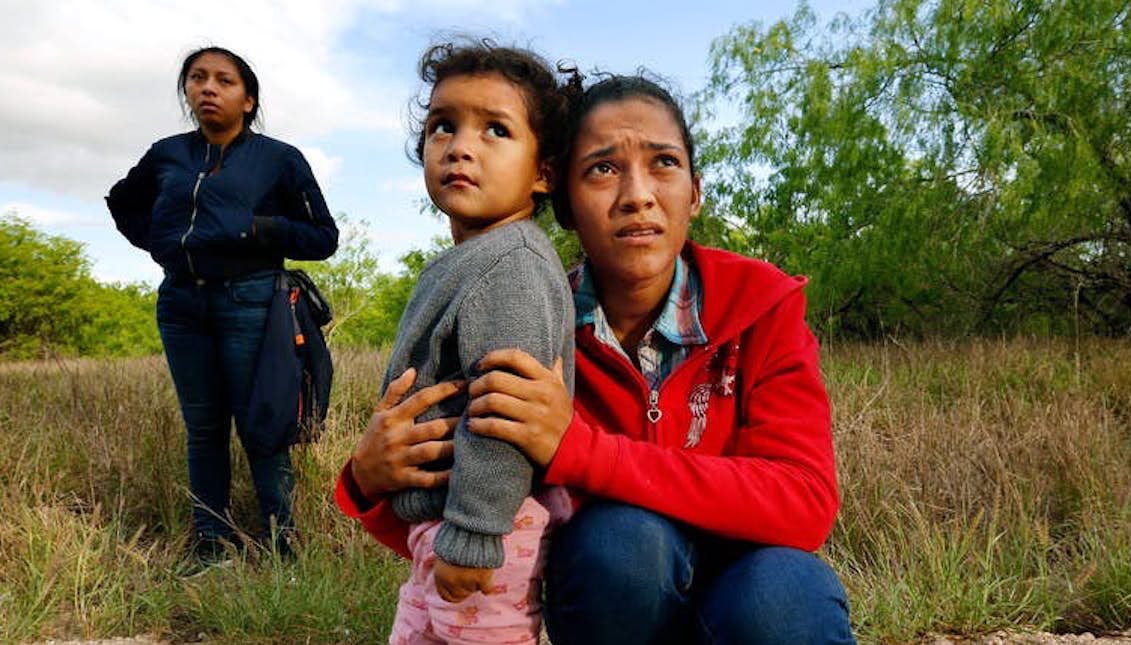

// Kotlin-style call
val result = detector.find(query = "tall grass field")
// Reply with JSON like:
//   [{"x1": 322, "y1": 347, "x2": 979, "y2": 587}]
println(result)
[{"x1": 0, "y1": 339, "x2": 1128, "y2": 644}]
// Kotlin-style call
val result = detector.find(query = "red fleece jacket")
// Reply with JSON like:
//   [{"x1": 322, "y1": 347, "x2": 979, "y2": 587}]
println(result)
[{"x1": 336, "y1": 243, "x2": 839, "y2": 556}]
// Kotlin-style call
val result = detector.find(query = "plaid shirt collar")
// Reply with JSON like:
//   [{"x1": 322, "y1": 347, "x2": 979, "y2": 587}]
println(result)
[{"x1": 573, "y1": 255, "x2": 708, "y2": 385}]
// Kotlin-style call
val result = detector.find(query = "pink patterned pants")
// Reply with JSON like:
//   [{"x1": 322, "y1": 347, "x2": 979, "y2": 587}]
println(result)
[{"x1": 388, "y1": 490, "x2": 572, "y2": 644}]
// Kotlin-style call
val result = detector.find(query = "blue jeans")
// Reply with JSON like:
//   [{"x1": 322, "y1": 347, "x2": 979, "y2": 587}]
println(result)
[
  {"x1": 544, "y1": 502, "x2": 856, "y2": 645},
  {"x1": 156, "y1": 271, "x2": 294, "y2": 543}
]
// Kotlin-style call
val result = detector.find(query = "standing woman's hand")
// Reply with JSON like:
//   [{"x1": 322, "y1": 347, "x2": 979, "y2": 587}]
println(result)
[
  {"x1": 350, "y1": 368, "x2": 464, "y2": 502},
  {"x1": 466, "y1": 349, "x2": 572, "y2": 468}
]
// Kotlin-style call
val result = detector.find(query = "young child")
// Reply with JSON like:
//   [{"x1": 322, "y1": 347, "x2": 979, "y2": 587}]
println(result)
[{"x1": 383, "y1": 41, "x2": 575, "y2": 644}]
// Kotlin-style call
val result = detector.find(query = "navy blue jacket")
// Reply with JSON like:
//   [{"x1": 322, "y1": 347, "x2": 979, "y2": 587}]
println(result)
[{"x1": 107, "y1": 129, "x2": 338, "y2": 281}]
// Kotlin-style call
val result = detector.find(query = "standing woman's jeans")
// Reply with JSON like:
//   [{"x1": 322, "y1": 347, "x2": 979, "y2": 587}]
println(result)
[
  {"x1": 156, "y1": 271, "x2": 294, "y2": 544},
  {"x1": 544, "y1": 501, "x2": 857, "y2": 645}
]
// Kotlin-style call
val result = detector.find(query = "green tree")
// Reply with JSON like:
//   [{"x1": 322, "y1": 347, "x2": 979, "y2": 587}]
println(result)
[
  {"x1": 290, "y1": 215, "x2": 448, "y2": 348},
  {"x1": 0, "y1": 214, "x2": 93, "y2": 357},
  {"x1": 0, "y1": 213, "x2": 160, "y2": 358},
  {"x1": 698, "y1": 0, "x2": 1130, "y2": 337},
  {"x1": 77, "y1": 282, "x2": 161, "y2": 357}
]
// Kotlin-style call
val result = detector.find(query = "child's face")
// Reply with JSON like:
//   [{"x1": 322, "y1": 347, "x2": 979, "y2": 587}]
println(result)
[{"x1": 423, "y1": 72, "x2": 550, "y2": 243}]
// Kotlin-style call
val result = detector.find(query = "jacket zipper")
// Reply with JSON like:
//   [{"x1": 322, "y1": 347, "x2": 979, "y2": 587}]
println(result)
[
  {"x1": 647, "y1": 389, "x2": 662, "y2": 423},
  {"x1": 302, "y1": 192, "x2": 315, "y2": 222},
  {"x1": 181, "y1": 144, "x2": 215, "y2": 278},
  {"x1": 584, "y1": 332, "x2": 717, "y2": 438},
  {"x1": 181, "y1": 171, "x2": 206, "y2": 278}
]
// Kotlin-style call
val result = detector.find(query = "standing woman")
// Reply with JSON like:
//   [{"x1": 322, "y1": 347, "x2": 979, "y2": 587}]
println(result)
[{"x1": 107, "y1": 46, "x2": 338, "y2": 561}]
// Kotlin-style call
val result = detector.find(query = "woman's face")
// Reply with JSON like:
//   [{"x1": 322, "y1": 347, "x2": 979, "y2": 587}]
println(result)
[
  {"x1": 566, "y1": 97, "x2": 701, "y2": 291},
  {"x1": 183, "y1": 52, "x2": 254, "y2": 135}
]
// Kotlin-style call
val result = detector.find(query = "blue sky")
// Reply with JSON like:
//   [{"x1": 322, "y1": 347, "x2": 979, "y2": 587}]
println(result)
[{"x1": 1, "y1": 0, "x2": 870, "y2": 285}]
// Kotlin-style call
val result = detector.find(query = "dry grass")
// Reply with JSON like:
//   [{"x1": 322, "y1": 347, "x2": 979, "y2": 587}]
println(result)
[
  {"x1": 1, "y1": 339, "x2": 1128, "y2": 643},
  {"x1": 825, "y1": 337, "x2": 1131, "y2": 641}
]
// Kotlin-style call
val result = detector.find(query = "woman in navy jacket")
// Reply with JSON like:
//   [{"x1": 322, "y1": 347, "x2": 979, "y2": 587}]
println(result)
[{"x1": 107, "y1": 46, "x2": 338, "y2": 561}]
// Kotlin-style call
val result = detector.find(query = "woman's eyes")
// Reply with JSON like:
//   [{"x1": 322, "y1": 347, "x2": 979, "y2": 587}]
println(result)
[
  {"x1": 584, "y1": 155, "x2": 683, "y2": 177},
  {"x1": 187, "y1": 73, "x2": 235, "y2": 86},
  {"x1": 585, "y1": 161, "x2": 616, "y2": 177}
]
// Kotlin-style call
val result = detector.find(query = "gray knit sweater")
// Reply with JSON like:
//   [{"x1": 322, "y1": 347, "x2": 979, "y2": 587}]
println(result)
[{"x1": 386, "y1": 218, "x2": 575, "y2": 568}]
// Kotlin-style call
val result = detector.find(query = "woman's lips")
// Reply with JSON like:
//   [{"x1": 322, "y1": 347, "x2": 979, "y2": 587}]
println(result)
[{"x1": 616, "y1": 223, "x2": 662, "y2": 237}]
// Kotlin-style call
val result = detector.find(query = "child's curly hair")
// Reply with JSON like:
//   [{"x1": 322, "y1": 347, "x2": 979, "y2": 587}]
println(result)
[{"x1": 410, "y1": 39, "x2": 573, "y2": 212}]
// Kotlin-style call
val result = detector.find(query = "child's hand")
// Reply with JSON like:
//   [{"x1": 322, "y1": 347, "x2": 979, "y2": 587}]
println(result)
[{"x1": 433, "y1": 558, "x2": 495, "y2": 603}]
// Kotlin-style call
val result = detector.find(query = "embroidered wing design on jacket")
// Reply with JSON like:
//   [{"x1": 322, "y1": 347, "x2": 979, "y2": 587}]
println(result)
[{"x1": 685, "y1": 382, "x2": 712, "y2": 448}]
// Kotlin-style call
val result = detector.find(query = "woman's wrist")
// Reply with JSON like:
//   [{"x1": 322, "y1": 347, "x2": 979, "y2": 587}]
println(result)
[{"x1": 345, "y1": 458, "x2": 382, "y2": 508}]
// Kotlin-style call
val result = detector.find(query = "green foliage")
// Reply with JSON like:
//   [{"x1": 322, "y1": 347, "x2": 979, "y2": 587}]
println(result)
[
  {"x1": 698, "y1": 0, "x2": 1131, "y2": 337},
  {"x1": 0, "y1": 214, "x2": 91, "y2": 356},
  {"x1": 0, "y1": 213, "x2": 160, "y2": 358},
  {"x1": 77, "y1": 282, "x2": 162, "y2": 357},
  {"x1": 535, "y1": 212, "x2": 585, "y2": 269},
  {"x1": 290, "y1": 215, "x2": 449, "y2": 350}
]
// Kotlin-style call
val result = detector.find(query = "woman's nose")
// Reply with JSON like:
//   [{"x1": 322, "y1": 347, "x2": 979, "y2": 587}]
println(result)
[{"x1": 616, "y1": 169, "x2": 656, "y2": 212}]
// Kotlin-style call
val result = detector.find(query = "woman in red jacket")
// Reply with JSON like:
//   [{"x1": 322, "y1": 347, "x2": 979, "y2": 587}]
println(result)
[{"x1": 340, "y1": 74, "x2": 855, "y2": 644}]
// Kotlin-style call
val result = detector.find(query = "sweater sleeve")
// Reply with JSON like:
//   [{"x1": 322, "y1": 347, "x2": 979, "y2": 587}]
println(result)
[
  {"x1": 545, "y1": 289, "x2": 839, "y2": 552},
  {"x1": 105, "y1": 145, "x2": 159, "y2": 251},
  {"x1": 433, "y1": 248, "x2": 571, "y2": 568},
  {"x1": 252, "y1": 146, "x2": 339, "y2": 261}
]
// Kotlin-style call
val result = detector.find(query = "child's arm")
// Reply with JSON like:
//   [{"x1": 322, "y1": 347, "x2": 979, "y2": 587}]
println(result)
[{"x1": 431, "y1": 244, "x2": 573, "y2": 576}]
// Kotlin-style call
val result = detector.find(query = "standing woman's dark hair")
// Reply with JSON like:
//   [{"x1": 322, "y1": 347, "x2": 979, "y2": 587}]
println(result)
[
  {"x1": 107, "y1": 45, "x2": 338, "y2": 567},
  {"x1": 178, "y1": 46, "x2": 262, "y2": 129},
  {"x1": 552, "y1": 72, "x2": 697, "y2": 229}
]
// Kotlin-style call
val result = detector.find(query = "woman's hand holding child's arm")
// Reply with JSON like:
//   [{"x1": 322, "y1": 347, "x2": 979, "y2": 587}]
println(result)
[
  {"x1": 350, "y1": 367, "x2": 464, "y2": 501},
  {"x1": 466, "y1": 349, "x2": 571, "y2": 468}
]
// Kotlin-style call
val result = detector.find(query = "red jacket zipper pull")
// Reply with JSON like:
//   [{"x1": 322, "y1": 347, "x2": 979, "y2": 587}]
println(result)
[{"x1": 647, "y1": 389, "x2": 662, "y2": 424}]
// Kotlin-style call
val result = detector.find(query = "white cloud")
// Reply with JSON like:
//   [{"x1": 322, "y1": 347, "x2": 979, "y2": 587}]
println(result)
[
  {"x1": 379, "y1": 176, "x2": 425, "y2": 194},
  {"x1": 297, "y1": 146, "x2": 343, "y2": 190},
  {"x1": 2, "y1": 202, "x2": 99, "y2": 227},
  {"x1": 0, "y1": 0, "x2": 398, "y2": 202},
  {"x1": 0, "y1": 0, "x2": 560, "y2": 208}
]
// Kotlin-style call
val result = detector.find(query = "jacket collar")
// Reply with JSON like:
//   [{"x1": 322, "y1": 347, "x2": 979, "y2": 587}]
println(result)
[
  {"x1": 687, "y1": 241, "x2": 808, "y2": 344},
  {"x1": 191, "y1": 126, "x2": 251, "y2": 149}
]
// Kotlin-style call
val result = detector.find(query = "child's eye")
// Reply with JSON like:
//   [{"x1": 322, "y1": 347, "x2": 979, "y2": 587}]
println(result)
[
  {"x1": 656, "y1": 154, "x2": 681, "y2": 168},
  {"x1": 487, "y1": 122, "x2": 510, "y2": 138},
  {"x1": 429, "y1": 120, "x2": 454, "y2": 136}
]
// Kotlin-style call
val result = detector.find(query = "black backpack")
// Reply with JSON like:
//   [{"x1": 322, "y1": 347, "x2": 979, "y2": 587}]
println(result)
[{"x1": 244, "y1": 270, "x2": 333, "y2": 456}]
